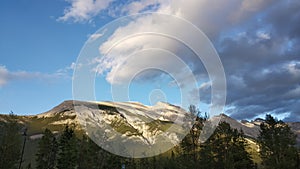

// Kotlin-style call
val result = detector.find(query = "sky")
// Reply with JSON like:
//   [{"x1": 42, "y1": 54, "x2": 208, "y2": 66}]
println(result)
[{"x1": 0, "y1": 0, "x2": 299, "y2": 122}]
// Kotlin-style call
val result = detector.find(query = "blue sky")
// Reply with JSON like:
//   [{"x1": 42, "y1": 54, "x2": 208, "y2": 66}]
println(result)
[
  {"x1": 1, "y1": 0, "x2": 300, "y2": 122},
  {"x1": 0, "y1": 0, "x2": 96, "y2": 114}
]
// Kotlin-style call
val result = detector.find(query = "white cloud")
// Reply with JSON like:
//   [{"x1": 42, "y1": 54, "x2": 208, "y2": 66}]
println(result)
[
  {"x1": 85, "y1": 0, "x2": 276, "y2": 112},
  {"x1": 58, "y1": 0, "x2": 114, "y2": 22},
  {"x1": 257, "y1": 31, "x2": 271, "y2": 40},
  {"x1": 56, "y1": 62, "x2": 79, "y2": 75},
  {"x1": 286, "y1": 61, "x2": 300, "y2": 77},
  {"x1": 121, "y1": 0, "x2": 272, "y2": 36},
  {"x1": 95, "y1": 15, "x2": 196, "y2": 85},
  {"x1": 0, "y1": 66, "x2": 9, "y2": 86},
  {"x1": 199, "y1": 81, "x2": 212, "y2": 90},
  {"x1": 0, "y1": 65, "x2": 70, "y2": 87},
  {"x1": 95, "y1": 0, "x2": 272, "y2": 84},
  {"x1": 67, "y1": 0, "x2": 293, "y2": 119},
  {"x1": 116, "y1": 0, "x2": 160, "y2": 15},
  {"x1": 59, "y1": 0, "x2": 273, "y2": 25},
  {"x1": 88, "y1": 33, "x2": 104, "y2": 41}
]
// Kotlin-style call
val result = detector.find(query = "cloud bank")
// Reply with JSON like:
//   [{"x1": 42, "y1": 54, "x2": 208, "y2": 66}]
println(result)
[{"x1": 62, "y1": 0, "x2": 300, "y2": 121}]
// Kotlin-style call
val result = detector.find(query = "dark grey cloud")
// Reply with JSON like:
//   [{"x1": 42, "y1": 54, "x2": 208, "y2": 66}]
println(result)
[
  {"x1": 215, "y1": 1, "x2": 300, "y2": 121},
  {"x1": 265, "y1": 1, "x2": 300, "y2": 39}
]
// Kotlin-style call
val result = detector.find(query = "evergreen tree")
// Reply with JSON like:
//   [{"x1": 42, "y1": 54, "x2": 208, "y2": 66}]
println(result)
[
  {"x1": 258, "y1": 114, "x2": 299, "y2": 169},
  {"x1": 105, "y1": 153, "x2": 122, "y2": 169},
  {"x1": 0, "y1": 113, "x2": 22, "y2": 169},
  {"x1": 139, "y1": 157, "x2": 149, "y2": 169},
  {"x1": 199, "y1": 121, "x2": 254, "y2": 169},
  {"x1": 129, "y1": 157, "x2": 137, "y2": 169},
  {"x1": 26, "y1": 163, "x2": 32, "y2": 169},
  {"x1": 151, "y1": 156, "x2": 157, "y2": 169},
  {"x1": 57, "y1": 125, "x2": 78, "y2": 169},
  {"x1": 96, "y1": 148, "x2": 113, "y2": 169},
  {"x1": 77, "y1": 135, "x2": 101, "y2": 169},
  {"x1": 36, "y1": 128, "x2": 58, "y2": 169},
  {"x1": 180, "y1": 105, "x2": 203, "y2": 165}
]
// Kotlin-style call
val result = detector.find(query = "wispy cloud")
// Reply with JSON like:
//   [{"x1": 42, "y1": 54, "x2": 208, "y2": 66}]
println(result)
[
  {"x1": 0, "y1": 65, "x2": 74, "y2": 87},
  {"x1": 87, "y1": 32, "x2": 105, "y2": 42},
  {"x1": 58, "y1": 0, "x2": 273, "y2": 30},
  {"x1": 56, "y1": 62, "x2": 78, "y2": 74},
  {"x1": 108, "y1": 0, "x2": 160, "y2": 16},
  {"x1": 57, "y1": 0, "x2": 114, "y2": 23}
]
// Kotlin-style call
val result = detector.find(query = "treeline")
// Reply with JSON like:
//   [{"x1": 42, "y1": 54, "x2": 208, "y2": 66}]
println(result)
[
  {"x1": 33, "y1": 122, "x2": 256, "y2": 169},
  {"x1": 0, "y1": 108, "x2": 299, "y2": 169},
  {"x1": 0, "y1": 113, "x2": 22, "y2": 169}
]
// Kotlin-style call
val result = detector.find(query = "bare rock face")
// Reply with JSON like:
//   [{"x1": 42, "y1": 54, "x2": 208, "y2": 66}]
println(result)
[
  {"x1": 22, "y1": 101, "x2": 300, "y2": 148},
  {"x1": 34, "y1": 100, "x2": 193, "y2": 157},
  {"x1": 37, "y1": 100, "x2": 76, "y2": 118}
]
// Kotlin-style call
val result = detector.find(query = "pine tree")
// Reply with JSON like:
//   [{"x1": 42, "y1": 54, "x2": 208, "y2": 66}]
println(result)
[
  {"x1": 151, "y1": 156, "x2": 157, "y2": 169},
  {"x1": 199, "y1": 121, "x2": 254, "y2": 169},
  {"x1": 258, "y1": 114, "x2": 299, "y2": 169},
  {"x1": 36, "y1": 128, "x2": 58, "y2": 169},
  {"x1": 0, "y1": 113, "x2": 22, "y2": 169},
  {"x1": 77, "y1": 135, "x2": 101, "y2": 169},
  {"x1": 26, "y1": 163, "x2": 32, "y2": 169},
  {"x1": 180, "y1": 105, "x2": 203, "y2": 165},
  {"x1": 167, "y1": 151, "x2": 178, "y2": 169},
  {"x1": 139, "y1": 156, "x2": 149, "y2": 169},
  {"x1": 57, "y1": 125, "x2": 78, "y2": 169}
]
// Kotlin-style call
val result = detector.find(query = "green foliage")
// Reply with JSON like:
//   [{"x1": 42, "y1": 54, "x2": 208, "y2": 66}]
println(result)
[
  {"x1": 77, "y1": 135, "x2": 96, "y2": 169},
  {"x1": 179, "y1": 105, "x2": 204, "y2": 167},
  {"x1": 77, "y1": 135, "x2": 118, "y2": 169},
  {"x1": 199, "y1": 121, "x2": 254, "y2": 169},
  {"x1": 0, "y1": 113, "x2": 22, "y2": 169},
  {"x1": 36, "y1": 128, "x2": 58, "y2": 169},
  {"x1": 258, "y1": 114, "x2": 300, "y2": 169},
  {"x1": 57, "y1": 125, "x2": 78, "y2": 169},
  {"x1": 26, "y1": 163, "x2": 32, "y2": 169}
]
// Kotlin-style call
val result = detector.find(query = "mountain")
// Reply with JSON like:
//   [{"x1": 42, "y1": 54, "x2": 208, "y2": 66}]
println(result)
[
  {"x1": 2, "y1": 100, "x2": 300, "y2": 147},
  {"x1": 0, "y1": 100, "x2": 193, "y2": 162},
  {"x1": 34, "y1": 100, "x2": 191, "y2": 157},
  {"x1": 10, "y1": 100, "x2": 298, "y2": 143},
  {"x1": 1, "y1": 100, "x2": 299, "y2": 167},
  {"x1": 217, "y1": 114, "x2": 300, "y2": 146},
  {"x1": 29, "y1": 100, "x2": 189, "y2": 142}
]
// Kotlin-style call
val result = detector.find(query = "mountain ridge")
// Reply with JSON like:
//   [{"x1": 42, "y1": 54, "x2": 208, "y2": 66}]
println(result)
[
  {"x1": 1, "y1": 100, "x2": 299, "y2": 167},
  {"x1": 1, "y1": 100, "x2": 299, "y2": 145}
]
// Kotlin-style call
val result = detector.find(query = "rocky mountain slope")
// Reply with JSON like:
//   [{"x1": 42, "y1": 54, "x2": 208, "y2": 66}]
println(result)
[
  {"x1": 2, "y1": 100, "x2": 298, "y2": 145},
  {"x1": 30, "y1": 100, "x2": 188, "y2": 140},
  {"x1": 1, "y1": 100, "x2": 299, "y2": 166}
]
